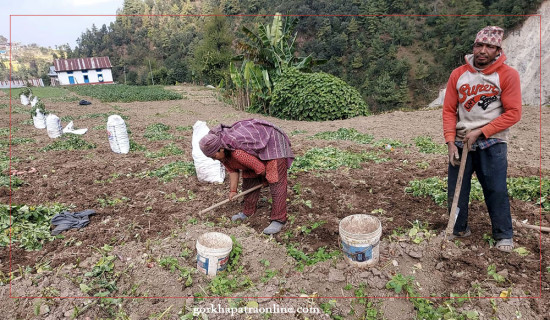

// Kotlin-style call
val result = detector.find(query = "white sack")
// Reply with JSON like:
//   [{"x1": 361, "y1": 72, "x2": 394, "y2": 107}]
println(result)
[
  {"x1": 46, "y1": 114, "x2": 63, "y2": 138},
  {"x1": 32, "y1": 109, "x2": 46, "y2": 129},
  {"x1": 192, "y1": 120, "x2": 225, "y2": 183},
  {"x1": 107, "y1": 115, "x2": 129, "y2": 154}
]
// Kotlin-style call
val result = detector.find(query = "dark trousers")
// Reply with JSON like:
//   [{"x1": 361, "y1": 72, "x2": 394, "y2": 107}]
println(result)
[{"x1": 447, "y1": 143, "x2": 513, "y2": 240}]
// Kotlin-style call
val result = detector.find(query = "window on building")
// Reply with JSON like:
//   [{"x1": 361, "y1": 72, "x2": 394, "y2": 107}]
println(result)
[
  {"x1": 67, "y1": 71, "x2": 73, "y2": 74},
  {"x1": 82, "y1": 69, "x2": 88, "y2": 73},
  {"x1": 96, "y1": 69, "x2": 102, "y2": 72}
]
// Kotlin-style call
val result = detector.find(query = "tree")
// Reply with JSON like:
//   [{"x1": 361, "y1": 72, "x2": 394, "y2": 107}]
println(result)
[{"x1": 191, "y1": 12, "x2": 234, "y2": 86}]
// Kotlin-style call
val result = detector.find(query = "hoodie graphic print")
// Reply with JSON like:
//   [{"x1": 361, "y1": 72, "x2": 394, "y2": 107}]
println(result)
[{"x1": 442, "y1": 52, "x2": 522, "y2": 143}]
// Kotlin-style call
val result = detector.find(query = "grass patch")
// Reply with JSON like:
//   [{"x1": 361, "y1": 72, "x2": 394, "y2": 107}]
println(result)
[
  {"x1": 66, "y1": 84, "x2": 182, "y2": 102},
  {"x1": 311, "y1": 128, "x2": 374, "y2": 144},
  {"x1": 290, "y1": 147, "x2": 388, "y2": 172},
  {"x1": 0, "y1": 203, "x2": 68, "y2": 251},
  {"x1": 144, "y1": 123, "x2": 173, "y2": 141},
  {"x1": 414, "y1": 136, "x2": 447, "y2": 154},
  {"x1": 41, "y1": 135, "x2": 96, "y2": 152},
  {"x1": 20, "y1": 87, "x2": 80, "y2": 102}
]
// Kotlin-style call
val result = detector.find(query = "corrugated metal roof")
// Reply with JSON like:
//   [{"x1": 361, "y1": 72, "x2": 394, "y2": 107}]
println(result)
[{"x1": 53, "y1": 57, "x2": 112, "y2": 72}]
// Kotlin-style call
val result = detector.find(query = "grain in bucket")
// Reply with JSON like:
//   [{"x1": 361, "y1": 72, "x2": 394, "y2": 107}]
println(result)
[
  {"x1": 196, "y1": 232, "x2": 233, "y2": 277},
  {"x1": 339, "y1": 214, "x2": 382, "y2": 267}
]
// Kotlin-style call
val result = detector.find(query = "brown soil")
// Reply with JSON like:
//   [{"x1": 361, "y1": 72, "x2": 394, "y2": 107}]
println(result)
[{"x1": 0, "y1": 85, "x2": 548, "y2": 320}]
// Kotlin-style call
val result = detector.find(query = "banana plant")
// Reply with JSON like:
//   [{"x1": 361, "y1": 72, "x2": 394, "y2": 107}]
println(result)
[{"x1": 230, "y1": 13, "x2": 325, "y2": 112}]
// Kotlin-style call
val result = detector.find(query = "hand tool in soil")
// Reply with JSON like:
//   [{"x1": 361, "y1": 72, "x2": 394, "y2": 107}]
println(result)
[
  {"x1": 444, "y1": 141, "x2": 470, "y2": 240},
  {"x1": 199, "y1": 184, "x2": 264, "y2": 215}
]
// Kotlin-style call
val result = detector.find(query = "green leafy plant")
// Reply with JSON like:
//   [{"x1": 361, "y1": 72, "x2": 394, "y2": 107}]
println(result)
[
  {"x1": 513, "y1": 247, "x2": 530, "y2": 256},
  {"x1": 482, "y1": 233, "x2": 496, "y2": 248},
  {"x1": 312, "y1": 128, "x2": 374, "y2": 144},
  {"x1": 487, "y1": 264, "x2": 506, "y2": 283},
  {"x1": 406, "y1": 220, "x2": 436, "y2": 244},
  {"x1": 286, "y1": 244, "x2": 340, "y2": 271},
  {"x1": 144, "y1": 123, "x2": 173, "y2": 141},
  {"x1": 137, "y1": 161, "x2": 195, "y2": 182},
  {"x1": 66, "y1": 84, "x2": 182, "y2": 102},
  {"x1": 41, "y1": 135, "x2": 96, "y2": 151},
  {"x1": 31, "y1": 99, "x2": 48, "y2": 117},
  {"x1": 80, "y1": 252, "x2": 118, "y2": 297},
  {"x1": 290, "y1": 147, "x2": 387, "y2": 173},
  {"x1": 413, "y1": 136, "x2": 447, "y2": 154},
  {"x1": 96, "y1": 196, "x2": 129, "y2": 208},
  {"x1": 1, "y1": 204, "x2": 68, "y2": 250},
  {"x1": 298, "y1": 220, "x2": 326, "y2": 235},
  {"x1": 19, "y1": 87, "x2": 32, "y2": 97},
  {"x1": 386, "y1": 274, "x2": 415, "y2": 295},
  {"x1": 146, "y1": 143, "x2": 184, "y2": 158},
  {"x1": 228, "y1": 236, "x2": 243, "y2": 272},
  {"x1": 271, "y1": 67, "x2": 369, "y2": 121},
  {"x1": 158, "y1": 257, "x2": 180, "y2": 272}
]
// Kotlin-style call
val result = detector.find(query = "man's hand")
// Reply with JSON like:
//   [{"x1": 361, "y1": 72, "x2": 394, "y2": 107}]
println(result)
[
  {"x1": 463, "y1": 128, "x2": 483, "y2": 147},
  {"x1": 229, "y1": 191, "x2": 237, "y2": 200},
  {"x1": 448, "y1": 142, "x2": 460, "y2": 166}
]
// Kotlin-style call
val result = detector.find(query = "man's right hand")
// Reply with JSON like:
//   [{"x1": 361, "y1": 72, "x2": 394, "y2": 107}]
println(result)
[
  {"x1": 448, "y1": 142, "x2": 460, "y2": 166},
  {"x1": 229, "y1": 191, "x2": 237, "y2": 200}
]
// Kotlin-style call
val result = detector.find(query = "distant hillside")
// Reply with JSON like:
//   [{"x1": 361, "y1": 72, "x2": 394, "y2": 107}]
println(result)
[
  {"x1": 0, "y1": 37, "x2": 59, "y2": 84},
  {"x1": 63, "y1": 0, "x2": 545, "y2": 112}
]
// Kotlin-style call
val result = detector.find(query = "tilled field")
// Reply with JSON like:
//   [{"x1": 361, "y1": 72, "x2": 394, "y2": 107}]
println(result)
[{"x1": 1, "y1": 85, "x2": 548, "y2": 319}]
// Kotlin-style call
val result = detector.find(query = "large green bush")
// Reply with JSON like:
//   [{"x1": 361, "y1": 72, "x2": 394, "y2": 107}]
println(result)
[{"x1": 270, "y1": 68, "x2": 369, "y2": 121}]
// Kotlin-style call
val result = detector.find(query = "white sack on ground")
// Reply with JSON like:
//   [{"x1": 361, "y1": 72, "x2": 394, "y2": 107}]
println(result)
[
  {"x1": 107, "y1": 115, "x2": 129, "y2": 154},
  {"x1": 192, "y1": 120, "x2": 225, "y2": 183},
  {"x1": 46, "y1": 114, "x2": 63, "y2": 138}
]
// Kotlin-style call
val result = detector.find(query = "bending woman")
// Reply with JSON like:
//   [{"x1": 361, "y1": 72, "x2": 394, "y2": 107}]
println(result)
[{"x1": 199, "y1": 119, "x2": 294, "y2": 235}]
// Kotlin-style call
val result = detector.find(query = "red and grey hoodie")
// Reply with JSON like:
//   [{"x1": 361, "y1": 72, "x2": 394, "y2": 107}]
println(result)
[{"x1": 442, "y1": 52, "x2": 522, "y2": 144}]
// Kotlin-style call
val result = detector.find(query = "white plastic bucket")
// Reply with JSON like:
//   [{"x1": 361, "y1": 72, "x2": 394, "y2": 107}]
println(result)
[
  {"x1": 339, "y1": 214, "x2": 382, "y2": 267},
  {"x1": 33, "y1": 109, "x2": 46, "y2": 129},
  {"x1": 106, "y1": 115, "x2": 129, "y2": 154},
  {"x1": 196, "y1": 232, "x2": 233, "y2": 277},
  {"x1": 45, "y1": 114, "x2": 63, "y2": 138}
]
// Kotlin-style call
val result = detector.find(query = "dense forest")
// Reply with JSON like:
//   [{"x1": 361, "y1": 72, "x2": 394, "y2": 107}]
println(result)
[{"x1": 32, "y1": 0, "x2": 548, "y2": 112}]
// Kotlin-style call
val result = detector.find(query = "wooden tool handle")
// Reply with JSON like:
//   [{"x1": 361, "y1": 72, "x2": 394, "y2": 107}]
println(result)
[
  {"x1": 445, "y1": 142, "x2": 469, "y2": 237},
  {"x1": 513, "y1": 219, "x2": 550, "y2": 233},
  {"x1": 199, "y1": 184, "x2": 263, "y2": 215}
]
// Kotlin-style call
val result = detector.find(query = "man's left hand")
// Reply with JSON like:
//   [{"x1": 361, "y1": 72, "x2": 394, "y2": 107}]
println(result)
[{"x1": 463, "y1": 129, "x2": 483, "y2": 148}]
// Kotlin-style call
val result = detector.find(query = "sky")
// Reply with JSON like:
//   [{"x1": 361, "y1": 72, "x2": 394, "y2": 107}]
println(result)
[{"x1": 2, "y1": 0, "x2": 125, "y2": 48}]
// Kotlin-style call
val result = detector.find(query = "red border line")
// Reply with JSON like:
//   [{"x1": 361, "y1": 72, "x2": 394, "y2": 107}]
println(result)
[{"x1": 7, "y1": 13, "x2": 544, "y2": 301}]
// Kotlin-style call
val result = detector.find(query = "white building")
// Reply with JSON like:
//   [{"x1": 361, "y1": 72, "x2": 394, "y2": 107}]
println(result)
[{"x1": 52, "y1": 57, "x2": 113, "y2": 86}]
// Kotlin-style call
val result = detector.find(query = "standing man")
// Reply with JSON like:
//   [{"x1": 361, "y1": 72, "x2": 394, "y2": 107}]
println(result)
[{"x1": 442, "y1": 26, "x2": 522, "y2": 252}]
